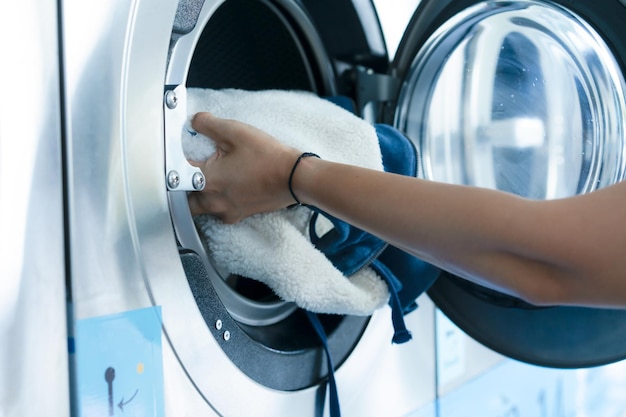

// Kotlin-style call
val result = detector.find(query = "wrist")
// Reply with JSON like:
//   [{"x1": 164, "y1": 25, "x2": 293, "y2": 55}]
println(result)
[
  {"x1": 288, "y1": 152, "x2": 320, "y2": 206},
  {"x1": 288, "y1": 152, "x2": 322, "y2": 206}
]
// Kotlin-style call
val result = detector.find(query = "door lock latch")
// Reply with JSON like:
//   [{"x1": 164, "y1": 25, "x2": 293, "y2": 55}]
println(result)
[{"x1": 163, "y1": 85, "x2": 205, "y2": 191}]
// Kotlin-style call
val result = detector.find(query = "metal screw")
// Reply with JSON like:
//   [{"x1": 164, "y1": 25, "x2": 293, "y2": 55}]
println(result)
[
  {"x1": 215, "y1": 319, "x2": 222, "y2": 330},
  {"x1": 192, "y1": 172, "x2": 205, "y2": 190},
  {"x1": 165, "y1": 90, "x2": 178, "y2": 109},
  {"x1": 223, "y1": 330, "x2": 231, "y2": 341},
  {"x1": 167, "y1": 170, "x2": 180, "y2": 189}
]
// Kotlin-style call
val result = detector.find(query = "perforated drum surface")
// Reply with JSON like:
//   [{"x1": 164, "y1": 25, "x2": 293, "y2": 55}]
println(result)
[{"x1": 186, "y1": 0, "x2": 319, "y2": 91}]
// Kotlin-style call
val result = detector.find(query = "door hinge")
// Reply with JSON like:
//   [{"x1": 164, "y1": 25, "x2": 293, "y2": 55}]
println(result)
[
  {"x1": 352, "y1": 67, "x2": 401, "y2": 116},
  {"x1": 163, "y1": 85, "x2": 205, "y2": 191}
]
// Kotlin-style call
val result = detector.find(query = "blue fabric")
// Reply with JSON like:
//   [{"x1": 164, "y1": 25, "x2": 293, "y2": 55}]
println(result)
[
  {"x1": 311, "y1": 97, "x2": 440, "y2": 416},
  {"x1": 377, "y1": 245, "x2": 440, "y2": 314},
  {"x1": 308, "y1": 123, "x2": 441, "y2": 344},
  {"x1": 370, "y1": 260, "x2": 413, "y2": 344},
  {"x1": 308, "y1": 213, "x2": 386, "y2": 277}
]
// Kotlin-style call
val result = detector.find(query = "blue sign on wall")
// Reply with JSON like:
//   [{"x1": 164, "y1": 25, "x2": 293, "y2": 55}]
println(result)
[{"x1": 74, "y1": 306, "x2": 164, "y2": 417}]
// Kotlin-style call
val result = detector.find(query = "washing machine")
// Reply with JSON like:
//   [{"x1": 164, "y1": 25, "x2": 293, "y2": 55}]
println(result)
[
  {"x1": 0, "y1": 1, "x2": 70, "y2": 416},
  {"x1": 4, "y1": 0, "x2": 626, "y2": 416},
  {"x1": 61, "y1": 0, "x2": 436, "y2": 415}
]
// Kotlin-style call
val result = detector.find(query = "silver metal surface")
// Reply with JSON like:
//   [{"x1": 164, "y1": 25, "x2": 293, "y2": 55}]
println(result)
[
  {"x1": 192, "y1": 171, "x2": 205, "y2": 190},
  {"x1": 164, "y1": 85, "x2": 205, "y2": 191},
  {"x1": 167, "y1": 170, "x2": 181, "y2": 189},
  {"x1": 0, "y1": 0, "x2": 69, "y2": 416},
  {"x1": 165, "y1": 89, "x2": 179, "y2": 109},
  {"x1": 62, "y1": 0, "x2": 437, "y2": 415},
  {"x1": 396, "y1": 0, "x2": 626, "y2": 199}
]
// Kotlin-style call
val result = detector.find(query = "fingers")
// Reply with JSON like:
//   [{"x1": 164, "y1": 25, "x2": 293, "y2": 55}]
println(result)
[
  {"x1": 187, "y1": 191, "x2": 243, "y2": 224},
  {"x1": 187, "y1": 158, "x2": 203, "y2": 168},
  {"x1": 191, "y1": 112, "x2": 274, "y2": 152},
  {"x1": 191, "y1": 112, "x2": 236, "y2": 151},
  {"x1": 187, "y1": 193, "x2": 204, "y2": 217},
  {"x1": 190, "y1": 112, "x2": 216, "y2": 135},
  {"x1": 186, "y1": 112, "x2": 298, "y2": 221}
]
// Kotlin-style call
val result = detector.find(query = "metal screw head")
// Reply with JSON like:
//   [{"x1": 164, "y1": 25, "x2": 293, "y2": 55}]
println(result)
[
  {"x1": 215, "y1": 319, "x2": 222, "y2": 330},
  {"x1": 192, "y1": 172, "x2": 205, "y2": 190},
  {"x1": 223, "y1": 330, "x2": 231, "y2": 341},
  {"x1": 167, "y1": 170, "x2": 180, "y2": 189},
  {"x1": 165, "y1": 90, "x2": 178, "y2": 109}
]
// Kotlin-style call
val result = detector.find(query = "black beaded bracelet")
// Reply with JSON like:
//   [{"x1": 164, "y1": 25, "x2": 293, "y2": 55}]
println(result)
[{"x1": 288, "y1": 152, "x2": 320, "y2": 206}]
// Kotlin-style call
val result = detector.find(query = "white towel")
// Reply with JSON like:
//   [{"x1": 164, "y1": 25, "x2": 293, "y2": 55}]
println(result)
[{"x1": 183, "y1": 88, "x2": 389, "y2": 315}]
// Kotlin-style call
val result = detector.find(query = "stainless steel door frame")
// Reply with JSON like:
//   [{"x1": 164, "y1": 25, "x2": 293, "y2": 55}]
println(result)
[{"x1": 0, "y1": 0, "x2": 69, "y2": 416}]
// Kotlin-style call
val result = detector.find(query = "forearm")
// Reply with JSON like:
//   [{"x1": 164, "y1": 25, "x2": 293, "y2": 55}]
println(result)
[
  {"x1": 188, "y1": 112, "x2": 626, "y2": 307},
  {"x1": 293, "y1": 157, "x2": 625, "y2": 306}
]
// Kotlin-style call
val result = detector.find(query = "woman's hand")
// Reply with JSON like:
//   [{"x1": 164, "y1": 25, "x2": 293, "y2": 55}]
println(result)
[{"x1": 187, "y1": 112, "x2": 301, "y2": 223}]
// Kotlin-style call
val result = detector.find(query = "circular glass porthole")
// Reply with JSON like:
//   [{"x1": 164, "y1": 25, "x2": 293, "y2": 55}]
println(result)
[
  {"x1": 394, "y1": 0, "x2": 626, "y2": 368},
  {"x1": 396, "y1": 0, "x2": 626, "y2": 198}
]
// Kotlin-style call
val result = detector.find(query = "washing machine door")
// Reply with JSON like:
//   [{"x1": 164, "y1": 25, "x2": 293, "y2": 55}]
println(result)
[{"x1": 389, "y1": 0, "x2": 626, "y2": 368}]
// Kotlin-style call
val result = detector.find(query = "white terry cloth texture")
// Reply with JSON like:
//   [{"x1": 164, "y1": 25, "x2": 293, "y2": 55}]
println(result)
[{"x1": 183, "y1": 88, "x2": 389, "y2": 315}]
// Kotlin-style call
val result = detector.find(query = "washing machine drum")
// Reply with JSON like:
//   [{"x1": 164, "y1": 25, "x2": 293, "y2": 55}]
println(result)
[
  {"x1": 167, "y1": 0, "x2": 374, "y2": 394},
  {"x1": 388, "y1": 0, "x2": 626, "y2": 368}
]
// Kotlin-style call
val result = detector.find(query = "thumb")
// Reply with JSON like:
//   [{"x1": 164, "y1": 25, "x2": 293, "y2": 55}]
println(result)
[
  {"x1": 191, "y1": 112, "x2": 235, "y2": 151},
  {"x1": 187, "y1": 158, "x2": 204, "y2": 168}
]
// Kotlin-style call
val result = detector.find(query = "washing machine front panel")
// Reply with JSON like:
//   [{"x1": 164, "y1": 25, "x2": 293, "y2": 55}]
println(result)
[
  {"x1": 64, "y1": 0, "x2": 436, "y2": 415},
  {"x1": 61, "y1": 0, "x2": 221, "y2": 414},
  {"x1": 391, "y1": 0, "x2": 626, "y2": 367},
  {"x1": 0, "y1": 1, "x2": 69, "y2": 416}
]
